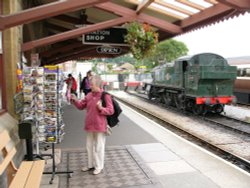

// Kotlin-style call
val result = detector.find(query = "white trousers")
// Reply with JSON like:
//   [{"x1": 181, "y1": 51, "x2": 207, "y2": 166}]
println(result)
[{"x1": 86, "y1": 132, "x2": 106, "y2": 170}]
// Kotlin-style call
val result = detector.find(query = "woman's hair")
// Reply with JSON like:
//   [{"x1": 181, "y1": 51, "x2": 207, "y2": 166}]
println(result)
[
  {"x1": 87, "y1": 70, "x2": 92, "y2": 76},
  {"x1": 90, "y1": 75, "x2": 102, "y2": 88}
]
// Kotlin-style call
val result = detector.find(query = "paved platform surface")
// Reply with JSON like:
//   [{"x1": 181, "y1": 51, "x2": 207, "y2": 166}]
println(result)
[
  {"x1": 58, "y1": 146, "x2": 161, "y2": 188},
  {"x1": 41, "y1": 96, "x2": 250, "y2": 188}
]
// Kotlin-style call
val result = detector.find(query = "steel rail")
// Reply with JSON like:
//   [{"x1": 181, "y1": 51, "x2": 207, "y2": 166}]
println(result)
[{"x1": 202, "y1": 115, "x2": 250, "y2": 137}]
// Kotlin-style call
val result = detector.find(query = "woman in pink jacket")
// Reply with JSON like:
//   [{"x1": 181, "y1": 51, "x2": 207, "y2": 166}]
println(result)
[{"x1": 71, "y1": 75, "x2": 114, "y2": 175}]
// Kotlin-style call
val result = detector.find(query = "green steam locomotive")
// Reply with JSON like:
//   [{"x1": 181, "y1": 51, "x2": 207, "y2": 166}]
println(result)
[{"x1": 143, "y1": 53, "x2": 237, "y2": 114}]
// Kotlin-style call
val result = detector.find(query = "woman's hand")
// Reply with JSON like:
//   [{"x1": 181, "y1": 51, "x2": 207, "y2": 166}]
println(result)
[
  {"x1": 96, "y1": 100, "x2": 103, "y2": 111},
  {"x1": 70, "y1": 94, "x2": 77, "y2": 103}
]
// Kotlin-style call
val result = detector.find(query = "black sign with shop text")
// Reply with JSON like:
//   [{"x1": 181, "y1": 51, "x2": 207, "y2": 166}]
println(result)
[{"x1": 83, "y1": 27, "x2": 128, "y2": 46}]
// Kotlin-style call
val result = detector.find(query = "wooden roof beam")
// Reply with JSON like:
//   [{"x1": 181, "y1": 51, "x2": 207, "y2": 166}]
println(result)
[
  {"x1": 46, "y1": 22, "x2": 69, "y2": 32},
  {"x1": 52, "y1": 15, "x2": 81, "y2": 25},
  {"x1": 22, "y1": 16, "x2": 132, "y2": 52},
  {"x1": 180, "y1": 3, "x2": 231, "y2": 28},
  {"x1": 95, "y1": 2, "x2": 182, "y2": 34},
  {"x1": 47, "y1": 45, "x2": 97, "y2": 64},
  {"x1": 48, "y1": 48, "x2": 99, "y2": 65},
  {"x1": 137, "y1": 14, "x2": 182, "y2": 34},
  {"x1": 155, "y1": 0, "x2": 194, "y2": 16},
  {"x1": 136, "y1": 0, "x2": 155, "y2": 14},
  {"x1": 176, "y1": 0, "x2": 205, "y2": 11},
  {"x1": 40, "y1": 41, "x2": 84, "y2": 58},
  {"x1": 95, "y1": 2, "x2": 136, "y2": 17},
  {"x1": 0, "y1": 0, "x2": 109, "y2": 30},
  {"x1": 217, "y1": 0, "x2": 250, "y2": 10},
  {"x1": 204, "y1": 0, "x2": 218, "y2": 4}
]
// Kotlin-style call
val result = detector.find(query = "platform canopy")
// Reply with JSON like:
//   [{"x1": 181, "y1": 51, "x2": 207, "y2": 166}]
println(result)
[{"x1": 1, "y1": 0, "x2": 249, "y2": 65}]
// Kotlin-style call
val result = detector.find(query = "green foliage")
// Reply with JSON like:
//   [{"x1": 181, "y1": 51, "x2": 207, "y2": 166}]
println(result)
[
  {"x1": 124, "y1": 22, "x2": 158, "y2": 60},
  {"x1": 137, "y1": 39, "x2": 188, "y2": 71},
  {"x1": 92, "y1": 62, "x2": 98, "y2": 73},
  {"x1": 155, "y1": 39, "x2": 188, "y2": 62},
  {"x1": 107, "y1": 63, "x2": 113, "y2": 72}
]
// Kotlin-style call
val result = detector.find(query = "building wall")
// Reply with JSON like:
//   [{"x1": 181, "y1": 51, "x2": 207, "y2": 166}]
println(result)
[
  {"x1": 3, "y1": 0, "x2": 22, "y2": 117},
  {"x1": 0, "y1": 0, "x2": 25, "y2": 178}
]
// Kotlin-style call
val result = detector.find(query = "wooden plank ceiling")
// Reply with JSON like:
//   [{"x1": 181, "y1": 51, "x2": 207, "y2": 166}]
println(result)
[{"x1": 1, "y1": 0, "x2": 249, "y2": 65}]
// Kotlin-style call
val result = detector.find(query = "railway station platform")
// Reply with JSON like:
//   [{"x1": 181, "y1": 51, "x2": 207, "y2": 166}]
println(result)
[{"x1": 40, "y1": 93, "x2": 250, "y2": 188}]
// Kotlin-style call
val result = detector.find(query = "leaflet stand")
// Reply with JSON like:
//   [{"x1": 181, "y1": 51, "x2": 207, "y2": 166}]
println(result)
[
  {"x1": 43, "y1": 143, "x2": 73, "y2": 184},
  {"x1": 42, "y1": 66, "x2": 73, "y2": 184}
]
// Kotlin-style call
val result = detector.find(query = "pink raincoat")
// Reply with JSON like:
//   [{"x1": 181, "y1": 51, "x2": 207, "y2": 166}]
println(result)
[{"x1": 73, "y1": 90, "x2": 114, "y2": 132}]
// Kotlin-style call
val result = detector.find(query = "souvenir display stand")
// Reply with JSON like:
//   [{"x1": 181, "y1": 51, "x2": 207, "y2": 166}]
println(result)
[
  {"x1": 42, "y1": 66, "x2": 65, "y2": 144},
  {"x1": 22, "y1": 67, "x2": 44, "y2": 159},
  {"x1": 21, "y1": 66, "x2": 72, "y2": 184},
  {"x1": 42, "y1": 66, "x2": 72, "y2": 184}
]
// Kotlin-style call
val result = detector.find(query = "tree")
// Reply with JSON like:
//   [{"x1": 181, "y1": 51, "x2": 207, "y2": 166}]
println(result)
[
  {"x1": 135, "y1": 39, "x2": 188, "y2": 71},
  {"x1": 107, "y1": 63, "x2": 113, "y2": 72},
  {"x1": 154, "y1": 39, "x2": 188, "y2": 63}
]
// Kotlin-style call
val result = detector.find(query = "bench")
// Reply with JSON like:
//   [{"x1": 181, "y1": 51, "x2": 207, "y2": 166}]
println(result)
[{"x1": 0, "y1": 130, "x2": 45, "y2": 188}]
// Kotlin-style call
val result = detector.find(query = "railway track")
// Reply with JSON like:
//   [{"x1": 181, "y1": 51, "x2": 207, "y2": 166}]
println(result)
[
  {"x1": 111, "y1": 91, "x2": 250, "y2": 173},
  {"x1": 130, "y1": 90, "x2": 250, "y2": 136},
  {"x1": 237, "y1": 103, "x2": 250, "y2": 110},
  {"x1": 203, "y1": 114, "x2": 250, "y2": 137}
]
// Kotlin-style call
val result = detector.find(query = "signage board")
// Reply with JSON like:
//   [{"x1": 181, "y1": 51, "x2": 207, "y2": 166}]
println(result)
[
  {"x1": 31, "y1": 53, "x2": 39, "y2": 67},
  {"x1": 83, "y1": 27, "x2": 128, "y2": 46},
  {"x1": 96, "y1": 46, "x2": 122, "y2": 55}
]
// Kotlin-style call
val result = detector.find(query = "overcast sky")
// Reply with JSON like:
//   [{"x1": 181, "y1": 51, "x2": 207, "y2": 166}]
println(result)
[{"x1": 175, "y1": 12, "x2": 250, "y2": 58}]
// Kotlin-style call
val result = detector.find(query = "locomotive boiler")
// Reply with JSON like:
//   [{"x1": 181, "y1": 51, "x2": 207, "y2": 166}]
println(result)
[{"x1": 143, "y1": 53, "x2": 237, "y2": 114}]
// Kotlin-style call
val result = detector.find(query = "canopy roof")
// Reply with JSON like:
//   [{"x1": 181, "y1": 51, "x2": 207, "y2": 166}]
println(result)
[{"x1": 1, "y1": 0, "x2": 249, "y2": 65}]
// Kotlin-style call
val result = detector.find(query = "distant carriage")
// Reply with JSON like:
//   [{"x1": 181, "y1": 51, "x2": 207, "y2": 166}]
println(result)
[{"x1": 227, "y1": 59, "x2": 250, "y2": 105}]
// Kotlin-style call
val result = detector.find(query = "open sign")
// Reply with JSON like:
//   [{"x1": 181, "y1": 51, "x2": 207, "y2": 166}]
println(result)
[{"x1": 96, "y1": 46, "x2": 121, "y2": 54}]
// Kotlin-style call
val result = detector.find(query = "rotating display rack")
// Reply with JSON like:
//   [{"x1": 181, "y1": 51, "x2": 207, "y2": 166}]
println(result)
[
  {"x1": 21, "y1": 66, "x2": 72, "y2": 184},
  {"x1": 22, "y1": 67, "x2": 44, "y2": 155},
  {"x1": 42, "y1": 66, "x2": 71, "y2": 184}
]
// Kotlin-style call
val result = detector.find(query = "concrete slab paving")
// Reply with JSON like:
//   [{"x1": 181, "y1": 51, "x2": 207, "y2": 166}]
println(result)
[
  {"x1": 147, "y1": 160, "x2": 196, "y2": 175},
  {"x1": 158, "y1": 172, "x2": 220, "y2": 188},
  {"x1": 134, "y1": 150, "x2": 180, "y2": 163}
]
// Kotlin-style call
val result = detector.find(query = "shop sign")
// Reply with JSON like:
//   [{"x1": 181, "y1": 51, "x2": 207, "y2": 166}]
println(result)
[
  {"x1": 96, "y1": 46, "x2": 121, "y2": 54},
  {"x1": 83, "y1": 27, "x2": 128, "y2": 46}
]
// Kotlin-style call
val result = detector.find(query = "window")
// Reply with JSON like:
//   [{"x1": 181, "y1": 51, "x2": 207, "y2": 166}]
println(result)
[
  {"x1": 246, "y1": 68, "x2": 250, "y2": 77},
  {"x1": 0, "y1": 0, "x2": 5, "y2": 112},
  {"x1": 0, "y1": 33, "x2": 3, "y2": 110}
]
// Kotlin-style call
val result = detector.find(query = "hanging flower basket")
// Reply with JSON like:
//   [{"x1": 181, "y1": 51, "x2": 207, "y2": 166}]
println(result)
[{"x1": 124, "y1": 22, "x2": 158, "y2": 60}]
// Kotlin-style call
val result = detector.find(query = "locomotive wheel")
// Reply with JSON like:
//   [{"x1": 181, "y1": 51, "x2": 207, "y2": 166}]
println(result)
[
  {"x1": 186, "y1": 100, "x2": 194, "y2": 111},
  {"x1": 192, "y1": 104, "x2": 205, "y2": 115},
  {"x1": 148, "y1": 92, "x2": 153, "y2": 100},
  {"x1": 162, "y1": 94, "x2": 171, "y2": 106},
  {"x1": 212, "y1": 104, "x2": 224, "y2": 114},
  {"x1": 174, "y1": 95, "x2": 182, "y2": 110}
]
